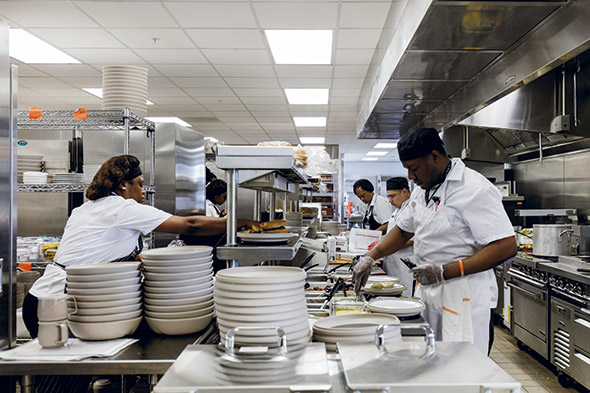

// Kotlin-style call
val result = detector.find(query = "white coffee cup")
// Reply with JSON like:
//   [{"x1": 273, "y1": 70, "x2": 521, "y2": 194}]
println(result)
[
  {"x1": 38, "y1": 294, "x2": 77, "y2": 322},
  {"x1": 38, "y1": 320, "x2": 68, "y2": 349}
]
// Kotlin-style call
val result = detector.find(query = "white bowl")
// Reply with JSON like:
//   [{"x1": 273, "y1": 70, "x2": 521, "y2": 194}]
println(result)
[
  {"x1": 146, "y1": 312, "x2": 213, "y2": 335},
  {"x1": 68, "y1": 297, "x2": 140, "y2": 309},
  {"x1": 141, "y1": 256, "x2": 212, "y2": 267},
  {"x1": 68, "y1": 309, "x2": 142, "y2": 323},
  {"x1": 140, "y1": 246, "x2": 213, "y2": 260},
  {"x1": 145, "y1": 304, "x2": 214, "y2": 319},
  {"x1": 69, "y1": 303, "x2": 141, "y2": 316},
  {"x1": 66, "y1": 262, "x2": 140, "y2": 275},
  {"x1": 65, "y1": 270, "x2": 141, "y2": 283},
  {"x1": 66, "y1": 276, "x2": 140, "y2": 289},
  {"x1": 144, "y1": 286, "x2": 212, "y2": 300},
  {"x1": 144, "y1": 293, "x2": 213, "y2": 306},
  {"x1": 69, "y1": 292, "x2": 141, "y2": 303},
  {"x1": 144, "y1": 281, "x2": 212, "y2": 294},
  {"x1": 215, "y1": 266, "x2": 306, "y2": 285},
  {"x1": 67, "y1": 283, "x2": 141, "y2": 296},
  {"x1": 143, "y1": 262, "x2": 212, "y2": 274},
  {"x1": 144, "y1": 299, "x2": 213, "y2": 313},
  {"x1": 143, "y1": 269, "x2": 212, "y2": 282},
  {"x1": 68, "y1": 316, "x2": 142, "y2": 340},
  {"x1": 143, "y1": 274, "x2": 212, "y2": 288}
]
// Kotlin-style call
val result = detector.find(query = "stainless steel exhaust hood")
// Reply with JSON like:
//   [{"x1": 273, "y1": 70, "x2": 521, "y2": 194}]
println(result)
[{"x1": 357, "y1": 0, "x2": 586, "y2": 139}]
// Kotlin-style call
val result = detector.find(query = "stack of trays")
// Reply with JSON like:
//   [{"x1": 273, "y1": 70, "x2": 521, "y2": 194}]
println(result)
[
  {"x1": 312, "y1": 313, "x2": 401, "y2": 353},
  {"x1": 83, "y1": 165, "x2": 102, "y2": 184},
  {"x1": 23, "y1": 172, "x2": 48, "y2": 184},
  {"x1": 321, "y1": 221, "x2": 340, "y2": 235},
  {"x1": 53, "y1": 173, "x2": 84, "y2": 184},
  {"x1": 214, "y1": 266, "x2": 310, "y2": 347},
  {"x1": 66, "y1": 262, "x2": 142, "y2": 340},
  {"x1": 18, "y1": 155, "x2": 43, "y2": 183},
  {"x1": 102, "y1": 65, "x2": 148, "y2": 117},
  {"x1": 141, "y1": 246, "x2": 214, "y2": 335},
  {"x1": 44, "y1": 160, "x2": 68, "y2": 183}
]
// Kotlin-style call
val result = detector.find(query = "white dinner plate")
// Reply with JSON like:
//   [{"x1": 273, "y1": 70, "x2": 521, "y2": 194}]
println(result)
[
  {"x1": 237, "y1": 232, "x2": 298, "y2": 243},
  {"x1": 366, "y1": 298, "x2": 426, "y2": 317},
  {"x1": 213, "y1": 280, "x2": 304, "y2": 294},
  {"x1": 367, "y1": 275, "x2": 401, "y2": 284},
  {"x1": 313, "y1": 313, "x2": 400, "y2": 336},
  {"x1": 213, "y1": 286, "x2": 303, "y2": 300},
  {"x1": 144, "y1": 281, "x2": 213, "y2": 295},
  {"x1": 66, "y1": 276, "x2": 140, "y2": 289},
  {"x1": 65, "y1": 271, "x2": 140, "y2": 283},
  {"x1": 143, "y1": 262, "x2": 212, "y2": 273},
  {"x1": 363, "y1": 282, "x2": 407, "y2": 295},
  {"x1": 143, "y1": 268, "x2": 212, "y2": 282},
  {"x1": 213, "y1": 293, "x2": 306, "y2": 308},
  {"x1": 144, "y1": 285, "x2": 212, "y2": 300},
  {"x1": 67, "y1": 283, "x2": 141, "y2": 296},
  {"x1": 68, "y1": 297, "x2": 141, "y2": 309},
  {"x1": 144, "y1": 293, "x2": 213, "y2": 306},
  {"x1": 141, "y1": 256, "x2": 212, "y2": 267},
  {"x1": 144, "y1": 299, "x2": 214, "y2": 313},
  {"x1": 143, "y1": 274, "x2": 212, "y2": 288},
  {"x1": 215, "y1": 266, "x2": 306, "y2": 285},
  {"x1": 140, "y1": 246, "x2": 212, "y2": 260},
  {"x1": 216, "y1": 307, "x2": 308, "y2": 323},
  {"x1": 66, "y1": 262, "x2": 140, "y2": 275},
  {"x1": 69, "y1": 303, "x2": 141, "y2": 316},
  {"x1": 69, "y1": 292, "x2": 141, "y2": 303}
]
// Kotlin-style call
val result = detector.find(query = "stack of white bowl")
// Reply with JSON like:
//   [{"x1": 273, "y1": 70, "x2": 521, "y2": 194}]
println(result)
[
  {"x1": 214, "y1": 266, "x2": 310, "y2": 347},
  {"x1": 312, "y1": 313, "x2": 401, "y2": 353},
  {"x1": 83, "y1": 164, "x2": 101, "y2": 184},
  {"x1": 141, "y1": 246, "x2": 214, "y2": 335},
  {"x1": 102, "y1": 65, "x2": 148, "y2": 117},
  {"x1": 23, "y1": 171, "x2": 48, "y2": 184},
  {"x1": 66, "y1": 262, "x2": 142, "y2": 340},
  {"x1": 44, "y1": 160, "x2": 69, "y2": 183},
  {"x1": 53, "y1": 173, "x2": 84, "y2": 184},
  {"x1": 18, "y1": 155, "x2": 43, "y2": 183},
  {"x1": 321, "y1": 221, "x2": 340, "y2": 235}
]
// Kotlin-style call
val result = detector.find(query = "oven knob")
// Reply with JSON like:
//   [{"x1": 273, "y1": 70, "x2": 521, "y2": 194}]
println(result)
[{"x1": 575, "y1": 285, "x2": 583, "y2": 295}]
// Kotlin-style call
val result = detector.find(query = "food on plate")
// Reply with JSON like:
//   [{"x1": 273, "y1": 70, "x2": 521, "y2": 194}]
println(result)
[
  {"x1": 243, "y1": 219, "x2": 288, "y2": 234},
  {"x1": 370, "y1": 281, "x2": 396, "y2": 290}
]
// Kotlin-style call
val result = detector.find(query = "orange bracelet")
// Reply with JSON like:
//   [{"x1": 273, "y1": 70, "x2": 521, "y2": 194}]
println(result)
[{"x1": 459, "y1": 260, "x2": 465, "y2": 277}]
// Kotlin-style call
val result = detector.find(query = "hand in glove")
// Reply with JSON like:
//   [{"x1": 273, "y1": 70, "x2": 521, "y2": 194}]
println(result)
[
  {"x1": 412, "y1": 264, "x2": 445, "y2": 286},
  {"x1": 352, "y1": 256, "x2": 374, "y2": 293}
]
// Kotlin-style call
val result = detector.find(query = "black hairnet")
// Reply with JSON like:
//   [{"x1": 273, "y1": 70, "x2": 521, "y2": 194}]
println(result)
[
  {"x1": 386, "y1": 177, "x2": 409, "y2": 191},
  {"x1": 397, "y1": 128, "x2": 445, "y2": 161}
]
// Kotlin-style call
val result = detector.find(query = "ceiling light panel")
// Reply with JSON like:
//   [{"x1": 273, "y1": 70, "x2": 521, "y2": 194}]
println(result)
[
  {"x1": 361, "y1": 157, "x2": 380, "y2": 161},
  {"x1": 293, "y1": 117, "x2": 327, "y2": 127},
  {"x1": 9, "y1": 29, "x2": 80, "y2": 64},
  {"x1": 265, "y1": 30, "x2": 332, "y2": 65},
  {"x1": 83, "y1": 88, "x2": 154, "y2": 105},
  {"x1": 285, "y1": 89, "x2": 329, "y2": 105},
  {"x1": 374, "y1": 143, "x2": 398, "y2": 149},
  {"x1": 146, "y1": 117, "x2": 191, "y2": 127},
  {"x1": 366, "y1": 151, "x2": 388, "y2": 156},
  {"x1": 300, "y1": 137, "x2": 325, "y2": 144}
]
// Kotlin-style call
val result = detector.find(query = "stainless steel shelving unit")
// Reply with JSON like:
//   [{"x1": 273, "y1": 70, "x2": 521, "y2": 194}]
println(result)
[
  {"x1": 17, "y1": 184, "x2": 155, "y2": 193},
  {"x1": 215, "y1": 146, "x2": 310, "y2": 266}
]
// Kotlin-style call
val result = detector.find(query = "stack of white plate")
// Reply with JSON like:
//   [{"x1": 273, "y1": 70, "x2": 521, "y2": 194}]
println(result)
[
  {"x1": 53, "y1": 173, "x2": 84, "y2": 184},
  {"x1": 18, "y1": 155, "x2": 43, "y2": 182},
  {"x1": 312, "y1": 313, "x2": 401, "y2": 353},
  {"x1": 66, "y1": 262, "x2": 142, "y2": 340},
  {"x1": 44, "y1": 160, "x2": 69, "y2": 183},
  {"x1": 83, "y1": 165, "x2": 101, "y2": 184},
  {"x1": 364, "y1": 276, "x2": 406, "y2": 296},
  {"x1": 366, "y1": 298, "x2": 426, "y2": 317},
  {"x1": 214, "y1": 266, "x2": 310, "y2": 347},
  {"x1": 23, "y1": 171, "x2": 48, "y2": 184},
  {"x1": 321, "y1": 221, "x2": 340, "y2": 235},
  {"x1": 102, "y1": 65, "x2": 148, "y2": 117},
  {"x1": 142, "y1": 246, "x2": 214, "y2": 335}
]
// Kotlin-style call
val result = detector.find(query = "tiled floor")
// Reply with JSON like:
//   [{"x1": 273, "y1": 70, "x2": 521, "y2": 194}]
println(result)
[{"x1": 491, "y1": 326, "x2": 587, "y2": 393}]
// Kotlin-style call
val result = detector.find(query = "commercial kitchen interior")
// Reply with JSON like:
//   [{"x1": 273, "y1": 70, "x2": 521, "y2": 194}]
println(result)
[{"x1": 4, "y1": 0, "x2": 590, "y2": 392}]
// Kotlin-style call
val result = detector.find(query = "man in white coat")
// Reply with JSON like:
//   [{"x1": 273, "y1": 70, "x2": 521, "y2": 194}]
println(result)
[{"x1": 353, "y1": 128, "x2": 516, "y2": 355}]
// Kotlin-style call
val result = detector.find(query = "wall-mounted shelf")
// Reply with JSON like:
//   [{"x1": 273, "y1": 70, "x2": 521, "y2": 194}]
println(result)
[
  {"x1": 17, "y1": 184, "x2": 155, "y2": 193},
  {"x1": 17, "y1": 109, "x2": 155, "y2": 132}
]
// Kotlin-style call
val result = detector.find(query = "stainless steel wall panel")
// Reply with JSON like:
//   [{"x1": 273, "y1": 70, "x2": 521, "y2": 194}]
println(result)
[
  {"x1": 564, "y1": 152, "x2": 590, "y2": 211},
  {"x1": 382, "y1": 80, "x2": 467, "y2": 101}
]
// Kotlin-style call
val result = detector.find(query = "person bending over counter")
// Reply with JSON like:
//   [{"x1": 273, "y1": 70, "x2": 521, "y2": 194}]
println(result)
[
  {"x1": 206, "y1": 179, "x2": 227, "y2": 217},
  {"x1": 23, "y1": 155, "x2": 257, "y2": 338}
]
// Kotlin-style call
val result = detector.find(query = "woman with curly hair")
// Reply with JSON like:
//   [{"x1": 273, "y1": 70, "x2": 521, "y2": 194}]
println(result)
[{"x1": 23, "y1": 155, "x2": 256, "y2": 338}]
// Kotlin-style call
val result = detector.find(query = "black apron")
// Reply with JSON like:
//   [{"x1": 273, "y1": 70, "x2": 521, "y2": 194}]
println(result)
[{"x1": 363, "y1": 204, "x2": 382, "y2": 230}]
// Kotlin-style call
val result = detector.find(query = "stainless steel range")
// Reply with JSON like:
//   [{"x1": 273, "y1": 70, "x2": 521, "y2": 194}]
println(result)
[
  {"x1": 541, "y1": 256, "x2": 590, "y2": 389},
  {"x1": 507, "y1": 255, "x2": 552, "y2": 360}
]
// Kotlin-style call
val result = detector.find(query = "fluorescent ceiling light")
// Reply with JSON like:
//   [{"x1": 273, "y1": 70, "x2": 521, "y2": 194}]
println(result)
[
  {"x1": 366, "y1": 151, "x2": 388, "y2": 156},
  {"x1": 361, "y1": 157, "x2": 380, "y2": 161},
  {"x1": 265, "y1": 30, "x2": 332, "y2": 65},
  {"x1": 300, "y1": 137, "x2": 325, "y2": 144},
  {"x1": 293, "y1": 117, "x2": 326, "y2": 127},
  {"x1": 285, "y1": 88, "x2": 329, "y2": 105},
  {"x1": 9, "y1": 29, "x2": 80, "y2": 64},
  {"x1": 83, "y1": 88, "x2": 154, "y2": 105},
  {"x1": 374, "y1": 142, "x2": 398, "y2": 149},
  {"x1": 146, "y1": 117, "x2": 191, "y2": 127}
]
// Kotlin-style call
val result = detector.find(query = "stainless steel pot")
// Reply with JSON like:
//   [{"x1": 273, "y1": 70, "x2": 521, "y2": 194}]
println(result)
[{"x1": 533, "y1": 224, "x2": 574, "y2": 257}]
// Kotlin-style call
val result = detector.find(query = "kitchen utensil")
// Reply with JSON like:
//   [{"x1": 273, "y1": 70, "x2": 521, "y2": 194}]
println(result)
[
  {"x1": 38, "y1": 294, "x2": 77, "y2": 322},
  {"x1": 304, "y1": 264, "x2": 319, "y2": 272},
  {"x1": 533, "y1": 224, "x2": 574, "y2": 257},
  {"x1": 38, "y1": 319, "x2": 68, "y2": 349},
  {"x1": 299, "y1": 252, "x2": 316, "y2": 269}
]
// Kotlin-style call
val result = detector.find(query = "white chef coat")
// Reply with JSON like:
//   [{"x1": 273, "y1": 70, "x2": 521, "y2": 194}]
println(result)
[
  {"x1": 365, "y1": 193, "x2": 393, "y2": 228},
  {"x1": 29, "y1": 195, "x2": 171, "y2": 298},
  {"x1": 206, "y1": 199, "x2": 221, "y2": 217},
  {"x1": 396, "y1": 158, "x2": 514, "y2": 353},
  {"x1": 383, "y1": 199, "x2": 413, "y2": 296}
]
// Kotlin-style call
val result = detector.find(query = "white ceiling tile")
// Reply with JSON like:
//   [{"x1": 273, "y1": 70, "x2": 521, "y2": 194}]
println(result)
[
  {"x1": 18, "y1": 87, "x2": 49, "y2": 97},
  {"x1": 289, "y1": 107, "x2": 328, "y2": 115},
  {"x1": 0, "y1": 2, "x2": 99, "y2": 27},
  {"x1": 331, "y1": 88, "x2": 361, "y2": 97},
  {"x1": 165, "y1": 2, "x2": 257, "y2": 28},
  {"x1": 172, "y1": 111, "x2": 214, "y2": 117},
  {"x1": 205, "y1": 105, "x2": 248, "y2": 112},
  {"x1": 225, "y1": 78, "x2": 279, "y2": 89},
  {"x1": 150, "y1": 97, "x2": 200, "y2": 105},
  {"x1": 146, "y1": 108, "x2": 173, "y2": 116},
  {"x1": 274, "y1": 65, "x2": 333, "y2": 79},
  {"x1": 253, "y1": 3, "x2": 338, "y2": 28},
  {"x1": 330, "y1": 96, "x2": 359, "y2": 105},
  {"x1": 335, "y1": 49, "x2": 375, "y2": 65},
  {"x1": 17, "y1": 97, "x2": 70, "y2": 109},
  {"x1": 234, "y1": 88, "x2": 283, "y2": 97},
  {"x1": 135, "y1": 49, "x2": 207, "y2": 64},
  {"x1": 58, "y1": 77, "x2": 102, "y2": 88},
  {"x1": 109, "y1": 28, "x2": 194, "y2": 48},
  {"x1": 169, "y1": 78, "x2": 228, "y2": 88},
  {"x1": 195, "y1": 97, "x2": 242, "y2": 105},
  {"x1": 152, "y1": 64, "x2": 218, "y2": 77},
  {"x1": 16, "y1": 65, "x2": 48, "y2": 77},
  {"x1": 186, "y1": 29, "x2": 265, "y2": 49},
  {"x1": 334, "y1": 65, "x2": 369, "y2": 78},
  {"x1": 31, "y1": 65, "x2": 101, "y2": 78},
  {"x1": 216, "y1": 65, "x2": 274, "y2": 78},
  {"x1": 66, "y1": 49, "x2": 145, "y2": 64},
  {"x1": 147, "y1": 88, "x2": 188, "y2": 98},
  {"x1": 74, "y1": 2, "x2": 178, "y2": 28},
  {"x1": 33, "y1": 88, "x2": 91, "y2": 98},
  {"x1": 279, "y1": 78, "x2": 331, "y2": 88},
  {"x1": 148, "y1": 78, "x2": 176, "y2": 88},
  {"x1": 159, "y1": 104, "x2": 207, "y2": 111},
  {"x1": 19, "y1": 77, "x2": 74, "y2": 89},
  {"x1": 202, "y1": 49, "x2": 271, "y2": 65},
  {"x1": 330, "y1": 104, "x2": 358, "y2": 112},
  {"x1": 337, "y1": 29, "x2": 381, "y2": 49},
  {"x1": 28, "y1": 28, "x2": 124, "y2": 49},
  {"x1": 184, "y1": 88, "x2": 236, "y2": 98},
  {"x1": 330, "y1": 112, "x2": 357, "y2": 119},
  {"x1": 241, "y1": 97, "x2": 287, "y2": 105},
  {"x1": 340, "y1": 2, "x2": 392, "y2": 29},
  {"x1": 332, "y1": 78, "x2": 364, "y2": 88},
  {"x1": 253, "y1": 112, "x2": 291, "y2": 118}
]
